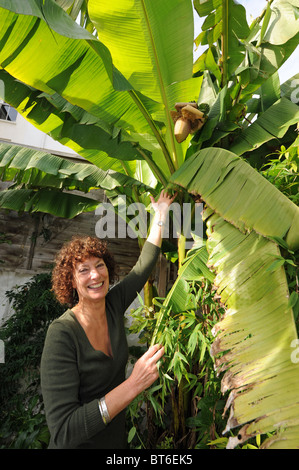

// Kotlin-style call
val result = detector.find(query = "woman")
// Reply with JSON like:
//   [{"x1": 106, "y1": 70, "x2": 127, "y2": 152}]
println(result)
[{"x1": 40, "y1": 190, "x2": 175, "y2": 449}]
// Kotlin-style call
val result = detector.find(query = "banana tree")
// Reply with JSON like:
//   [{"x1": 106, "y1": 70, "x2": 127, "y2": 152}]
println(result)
[
  {"x1": 168, "y1": 146, "x2": 299, "y2": 448},
  {"x1": 0, "y1": 0, "x2": 299, "y2": 448},
  {"x1": 0, "y1": 0, "x2": 202, "y2": 267},
  {"x1": 0, "y1": 0, "x2": 298, "y2": 260}
]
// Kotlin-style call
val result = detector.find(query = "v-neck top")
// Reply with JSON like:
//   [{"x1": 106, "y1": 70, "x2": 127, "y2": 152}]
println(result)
[{"x1": 40, "y1": 241, "x2": 160, "y2": 449}]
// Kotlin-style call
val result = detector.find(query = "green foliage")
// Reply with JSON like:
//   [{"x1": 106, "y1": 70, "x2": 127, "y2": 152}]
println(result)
[
  {"x1": 261, "y1": 142, "x2": 299, "y2": 204},
  {"x1": 261, "y1": 143, "x2": 299, "y2": 330},
  {"x1": 0, "y1": 273, "x2": 66, "y2": 448},
  {"x1": 126, "y1": 278, "x2": 227, "y2": 449},
  {"x1": 0, "y1": 232, "x2": 11, "y2": 244}
]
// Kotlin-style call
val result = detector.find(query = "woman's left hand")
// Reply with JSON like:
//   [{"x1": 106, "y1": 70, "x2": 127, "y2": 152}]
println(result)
[
  {"x1": 146, "y1": 189, "x2": 177, "y2": 247},
  {"x1": 150, "y1": 189, "x2": 177, "y2": 220}
]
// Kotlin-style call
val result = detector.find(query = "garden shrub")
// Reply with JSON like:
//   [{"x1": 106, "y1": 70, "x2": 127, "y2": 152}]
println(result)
[{"x1": 0, "y1": 272, "x2": 66, "y2": 448}]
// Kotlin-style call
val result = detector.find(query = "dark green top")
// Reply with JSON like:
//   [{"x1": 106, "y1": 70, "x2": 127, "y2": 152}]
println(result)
[{"x1": 40, "y1": 241, "x2": 160, "y2": 449}]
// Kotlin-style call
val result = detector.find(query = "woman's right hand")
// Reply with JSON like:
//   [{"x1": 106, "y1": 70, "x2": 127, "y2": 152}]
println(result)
[
  {"x1": 104, "y1": 344, "x2": 164, "y2": 422},
  {"x1": 128, "y1": 344, "x2": 165, "y2": 395}
]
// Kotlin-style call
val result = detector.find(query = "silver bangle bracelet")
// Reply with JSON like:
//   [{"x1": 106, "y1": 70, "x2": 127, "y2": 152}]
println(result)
[{"x1": 98, "y1": 396, "x2": 111, "y2": 425}]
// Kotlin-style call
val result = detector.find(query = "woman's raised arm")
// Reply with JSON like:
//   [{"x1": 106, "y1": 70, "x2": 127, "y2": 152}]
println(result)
[{"x1": 146, "y1": 189, "x2": 177, "y2": 247}]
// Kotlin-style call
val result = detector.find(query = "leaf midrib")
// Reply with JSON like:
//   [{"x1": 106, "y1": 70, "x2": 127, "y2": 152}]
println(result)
[{"x1": 140, "y1": 0, "x2": 178, "y2": 171}]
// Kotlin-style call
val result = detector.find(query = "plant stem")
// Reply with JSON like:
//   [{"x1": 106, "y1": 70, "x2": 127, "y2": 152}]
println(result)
[
  {"x1": 143, "y1": 278, "x2": 154, "y2": 307},
  {"x1": 221, "y1": 0, "x2": 229, "y2": 88},
  {"x1": 137, "y1": 236, "x2": 154, "y2": 307},
  {"x1": 128, "y1": 90, "x2": 175, "y2": 176},
  {"x1": 250, "y1": 0, "x2": 275, "y2": 30},
  {"x1": 178, "y1": 233, "x2": 186, "y2": 270},
  {"x1": 139, "y1": 0, "x2": 179, "y2": 171},
  {"x1": 136, "y1": 146, "x2": 168, "y2": 187}
]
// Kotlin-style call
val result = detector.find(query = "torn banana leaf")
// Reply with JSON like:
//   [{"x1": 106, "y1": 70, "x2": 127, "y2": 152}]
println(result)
[
  {"x1": 0, "y1": 142, "x2": 152, "y2": 194},
  {"x1": 170, "y1": 147, "x2": 299, "y2": 448},
  {"x1": 206, "y1": 211, "x2": 299, "y2": 449},
  {"x1": 0, "y1": 187, "x2": 99, "y2": 218},
  {"x1": 170, "y1": 147, "x2": 299, "y2": 250}
]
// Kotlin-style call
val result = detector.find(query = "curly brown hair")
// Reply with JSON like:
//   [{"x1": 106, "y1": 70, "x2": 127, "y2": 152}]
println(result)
[{"x1": 52, "y1": 235, "x2": 118, "y2": 306}]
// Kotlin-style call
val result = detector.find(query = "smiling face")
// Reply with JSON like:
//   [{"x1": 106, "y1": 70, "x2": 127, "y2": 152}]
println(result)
[{"x1": 72, "y1": 256, "x2": 109, "y2": 304}]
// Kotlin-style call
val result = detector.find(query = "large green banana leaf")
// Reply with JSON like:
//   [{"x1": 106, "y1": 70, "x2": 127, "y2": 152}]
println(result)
[
  {"x1": 229, "y1": 97, "x2": 299, "y2": 156},
  {"x1": 170, "y1": 147, "x2": 299, "y2": 448},
  {"x1": 0, "y1": 70, "x2": 162, "y2": 186},
  {"x1": 171, "y1": 147, "x2": 299, "y2": 250},
  {"x1": 0, "y1": 0, "x2": 201, "y2": 179},
  {"x1": 0, "y1": 187, "x2": 99, "y2": 218},
  {"x1": 0, "y1": 1, "x2": 169, "y2": 172},
  {"x1": 0, "y1": 142, "x2": 152, "y2": 192},
  {"x1": 89, "y1": 0, "x2": 193, "y2": 101},
  {"x1": 88, "y1": 0, "x2": 196, "y2": 170},
  {"x1": 0, "y1": 142, "x2": 153, "y2": 217}
]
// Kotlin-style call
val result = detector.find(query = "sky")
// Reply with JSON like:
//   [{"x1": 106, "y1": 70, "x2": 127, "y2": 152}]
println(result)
[{"x1": 194, "y1": 0, "x2": 299, "y2": 83}]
